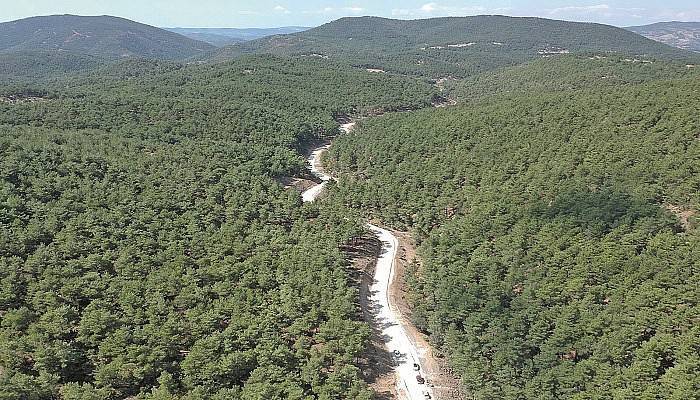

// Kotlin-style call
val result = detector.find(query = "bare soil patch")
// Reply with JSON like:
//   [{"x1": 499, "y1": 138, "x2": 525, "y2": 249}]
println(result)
[
  {"x1": 665, "y1": 204, "x2": 697, "y2": 231},
  {"x1": 0, "y1": 95, "x2": 48, "y2": 105},
  {"x1": 276, "y1": 176, "x2": 317, "y2": 193}
]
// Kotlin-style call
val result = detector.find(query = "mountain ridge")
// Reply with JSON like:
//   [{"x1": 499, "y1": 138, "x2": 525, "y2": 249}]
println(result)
[
  {"x1": 0, "y1": 14, "x2": 214, "y2": 60},
  {"x1": 208, "y1": 15, "x2": 699, "y2": 77},
  {"x1": 626, "y1": 21, "x2": 700, "y2": 52}
]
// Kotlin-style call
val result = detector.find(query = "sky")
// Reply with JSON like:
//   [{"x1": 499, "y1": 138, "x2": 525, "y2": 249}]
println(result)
[{"x1": 1, "y1": 1, "x2": 699, "y2": 28}]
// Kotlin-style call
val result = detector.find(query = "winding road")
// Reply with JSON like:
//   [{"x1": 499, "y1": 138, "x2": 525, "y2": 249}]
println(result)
[{"x1": 301, "y1": 122, "x2": 435, "y2": 400}]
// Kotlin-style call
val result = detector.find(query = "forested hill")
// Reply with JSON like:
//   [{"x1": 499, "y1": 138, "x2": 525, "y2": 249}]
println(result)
[
  {"x1": 208, "y1": 15, "x2": 699, "y2": 77},
  {"x1": 326, "y1": 60, "x2": 700, "y2": 398},
  {"x1": 0, "y1": 51, "x2": 106, "y2": 84},
  {"x1": 446, "y1": 54, "x2": 698, "y2": 101},
  {"x1": 0, "y1": 54, "x2": 436, "y2": 398},
  {"x1": 0, "y1": 15, "x2": 214, "y2": 60},
  {"x1": 627, "y1": 22, "x2": 700, "y2": 52}
]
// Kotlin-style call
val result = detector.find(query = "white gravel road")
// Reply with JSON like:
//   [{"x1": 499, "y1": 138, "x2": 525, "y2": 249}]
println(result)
[
  {"x1": 301, "y1": 144, "x2": 332, "y2": 202},
  {"x1": 301, "y1": 121, "x2": 434, "y2": 400},
  {"x1": 367, "y1": 224, "x2": 434, "y2": 400}
]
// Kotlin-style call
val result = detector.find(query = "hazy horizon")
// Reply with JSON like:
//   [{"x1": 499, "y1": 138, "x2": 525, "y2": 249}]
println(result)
[
  {"x1": 4, "y1": 13, "x2": 700, "y2": 30},
  {"x1": 2, "y1": 1, "x2": 699, "y2": 29}
]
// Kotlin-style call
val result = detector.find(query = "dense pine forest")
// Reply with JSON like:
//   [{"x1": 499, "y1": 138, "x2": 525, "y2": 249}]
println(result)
[
  {"x1": 447, "y1": 55, "x2": 699, "y2": 101},
  {"x1": 327, "y1": 65, "x2": 700, "y2": 398},
  {"x1": 1, "y1": 12, "x2": 700, "y2": 400},
  {"x1": 0, "y1": 55, "x2": 434, "y2": 398}
]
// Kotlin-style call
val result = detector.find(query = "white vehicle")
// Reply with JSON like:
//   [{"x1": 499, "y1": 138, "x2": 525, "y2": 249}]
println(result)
[{"x1": 413, "y1": 363, "x2": 420, "y2": 371}]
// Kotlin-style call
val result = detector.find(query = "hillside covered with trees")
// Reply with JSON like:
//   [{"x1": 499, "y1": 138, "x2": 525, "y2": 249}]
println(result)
[
  {"x1": 2, "y1": 11, "x2": 700, "y2": 400},
  {"x1": 446, "y1": 55, "x2": 698, "y2": 101},
  {"x1": 0, "y1": 55, "x2": 435, "y2": 398},
  {"x1": 326, "y1": 66, "x2": 700, "y2": 398},
  {"x1": 0, "y1": 15, "x2": 214, "y2": 60},
  {"x1": 210, "y1": 16, "x2": 700, "y2": 77},
  {"x1": 0, "y1": 51, "x2": 108, "y2": 84}
]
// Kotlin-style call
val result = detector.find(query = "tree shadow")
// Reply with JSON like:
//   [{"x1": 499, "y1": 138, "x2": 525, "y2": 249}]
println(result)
[
  {"x1": 342, "y1": 234, "x2": 398, "y2": 399},
  {"x1": 532, "y1": 188, "x2": 673, "y2": 237}
]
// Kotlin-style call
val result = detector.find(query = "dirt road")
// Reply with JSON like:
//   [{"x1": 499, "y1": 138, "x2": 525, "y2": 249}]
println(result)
[
  {"x1": 301, "y1": 121, "x2": 435, "y2": 400},
  {"x1": 301, "y1": 143, "x2": 332, "y2": 202},
  {"x1": 367, "y1": 224, "x2": 435, "y2": 400}
]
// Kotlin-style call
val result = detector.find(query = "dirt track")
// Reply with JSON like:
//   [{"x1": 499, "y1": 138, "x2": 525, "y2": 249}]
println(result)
[
  {"x1": 300, "y1": 121, "x2": 458, "y2": 399},
  {"x1": 389, "y1": 230, "x2": 467, "y2": 400}
]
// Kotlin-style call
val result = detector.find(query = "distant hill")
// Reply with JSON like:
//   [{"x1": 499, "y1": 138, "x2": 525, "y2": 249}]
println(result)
[
  {"x1": 166, "y1": 27, "x2": 311, "y2": 46},
  {"x1": 208, "y1": 16, "x2": 699, "y2": 77},
  {"x1": 627, "y1": 22, "x2": 700, "y2": 52},
  {"x1": 0, "y1": 15, "x2": 214, "y2": 60},
  {"x1": 162, "y1": 30, "x2": 243, "y2": 47}
]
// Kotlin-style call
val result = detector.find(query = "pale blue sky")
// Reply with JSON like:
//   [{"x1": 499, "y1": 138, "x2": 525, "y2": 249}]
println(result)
[{"x1": 1, "y1": 1, "x2": 698, "y2": 28}]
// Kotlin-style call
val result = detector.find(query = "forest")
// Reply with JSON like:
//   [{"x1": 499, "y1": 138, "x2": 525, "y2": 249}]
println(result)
[
  {"x1": 0, "y1": 55, "x2": 435, "y2": 398},
  {"x1": 446, "y1": 55, "x2": 699, "y2": 101},
  {"x1": 0, "y1": 51, "x2": 108, "y2": 85},
  {"x1": 213, "y1": 16, "x2": 700, "y2": 78},
  {"x1": 1, "y1": 11, "x2": 700, "y2": 399},
  {"x1": 326, "y1": 69, "x2": 700, "y2": 398}
]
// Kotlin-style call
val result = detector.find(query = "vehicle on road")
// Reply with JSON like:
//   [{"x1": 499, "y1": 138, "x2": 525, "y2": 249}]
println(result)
[
  {"x1": 393, "y1": 350, "x2": 401, "y2": 357},
  {"x1": 416, "y1": 374, "x2": 425, "y2": 384},
  {"x1": 413, "y1": 363, "x2": 420, "y2": 371},
  {"x1": 423, "y1": 391, "x2": 431, "y2": 399}
]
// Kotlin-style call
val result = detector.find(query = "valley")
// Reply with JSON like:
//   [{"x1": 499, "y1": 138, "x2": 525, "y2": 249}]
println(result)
[
  {"x1": 0, "y1": 9, "x2": 699, "y2": 400},
  {"x1": 325, "y1": 74, "x2": 700, "y2": 399},
  {"x1": 165, "y1": 27, "x2": 311, "y2": 47},
  {"x1": 301, "y1": 122, "x2": 442, "y2": 400}
]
